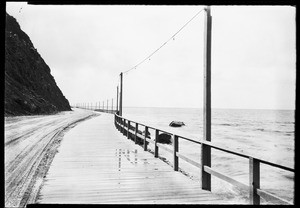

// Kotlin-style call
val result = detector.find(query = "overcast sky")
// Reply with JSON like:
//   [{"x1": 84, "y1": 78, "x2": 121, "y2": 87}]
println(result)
[{"x1": 6, "y1": 3, "x2": 296, "y2": 110}]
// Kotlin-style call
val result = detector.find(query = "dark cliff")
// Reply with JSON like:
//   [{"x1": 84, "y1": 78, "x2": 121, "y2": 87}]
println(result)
[{"x1": 5, "y1": 13, "x2": 71, "y2": 116}]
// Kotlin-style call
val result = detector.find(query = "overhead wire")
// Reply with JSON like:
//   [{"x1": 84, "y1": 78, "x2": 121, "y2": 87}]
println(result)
[{"x1": 123, "y1": 7, "x2": 205, "y2": 75}]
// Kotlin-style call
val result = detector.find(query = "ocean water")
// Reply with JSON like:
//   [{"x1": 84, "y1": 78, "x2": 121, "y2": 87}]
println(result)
[{"x1": 122, "y1": 107, "x2": 295, "y2": 204}]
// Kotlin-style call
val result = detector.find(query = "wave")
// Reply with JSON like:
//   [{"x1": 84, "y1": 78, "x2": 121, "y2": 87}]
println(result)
[
  {"x1": 256, "y1": 128, "x2": 294, "y2": 135},
  {"x1": 217, "y1": 123, "x2": 240, "y2": 127}
]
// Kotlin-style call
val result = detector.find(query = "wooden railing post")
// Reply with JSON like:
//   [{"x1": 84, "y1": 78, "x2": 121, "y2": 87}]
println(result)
[
  {"x1": 249, "y1": 157, "x2": 260, "y2": 205},
  {"x1": 154, "y1": 129, "x2": 159, "y2": 158},
  {"x1": 201, "y1": 143, "x2": 211, "y2": 191},
  {"x1": 127, "y1": 121, "x2": 130, "y2": 140},
  {"x1": 121, "y1": 119, "x2": 124, "y2": 134},
  {"x1": 143, "y1": 126, "x2": 148, "y2": 151},
  {"x1": 116, "y1": 116, "x2": 118, "y2": 128},
  {"x1": 135, "y1": 123, "x2": 138, "y2": 144},
  {"x1": 123, "y1": 120, "x2": 126, "y2": 136},
  {"x1": 173, "y1": 135, "x2": 179, "y2": 171}
]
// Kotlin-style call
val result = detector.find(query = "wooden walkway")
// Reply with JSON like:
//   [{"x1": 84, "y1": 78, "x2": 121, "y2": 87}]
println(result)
[{"x1": 37, "y1": 113, "x2": 227, "y2": 204}]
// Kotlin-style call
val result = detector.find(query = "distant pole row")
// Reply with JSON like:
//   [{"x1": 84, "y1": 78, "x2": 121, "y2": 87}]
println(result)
[
  {"x1": 71, "y1": 98, "x2": 118, "y2": 114},
  {"x1": 70, "y1": 73, "x2": 123, "y2": 115}
]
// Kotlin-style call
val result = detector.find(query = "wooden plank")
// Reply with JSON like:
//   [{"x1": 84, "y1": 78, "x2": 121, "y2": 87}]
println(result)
[
  {"x1": 176, "y1": 152, "x2": 201, "y2": 168},
  {"x1": 204, "y1": 166, "x2": 248, "y2": 190},
  {"x1": 256, "y1": 189, "x2": 292, "y2": 205},
  {"x1": 157, "y1": 143, "x2": 173, "y2": 154},
  {"x1": 38, "y1": 114, "x2": 224, "y2": 204}
]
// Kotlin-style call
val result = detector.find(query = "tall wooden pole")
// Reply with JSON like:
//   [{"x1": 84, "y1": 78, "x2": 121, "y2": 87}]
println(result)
[
  {"x1": 201, "y1": 5, "x2": 212, "y2": 191},
  {"x1": 117, "y1": 86, "x2": 119, "y2": 113},
  {"x1": 120, "y1": 73, "x2": 123, "y2": 116}
]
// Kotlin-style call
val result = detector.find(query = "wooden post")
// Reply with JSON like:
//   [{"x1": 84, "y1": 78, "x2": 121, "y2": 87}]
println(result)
[
  {"x1": 120, "y1": 73, "x2": 123, "y2": 116},
  {"x1": 127, "y1": 121, "x2": 130, "y2": 139},
  {"x1": 154, "y1": 129, "x2": 159, "y2": 158},
  {"x1": 143, "y1": 126, "x2": 148, "y2": 151},
  {"x1": 121, "y1": 119, "x2": 124, "y2": 134},
  {"x1": 135, "y1": 123, "x2": 138, "y2": 144},
  {"x1": 201, "y1": 5, "x2": 212, "y2": 191},
  {"x1": 173, "y1": 135, "x2": 179, "y2": 171},
  {"x1": 249, "y1": 157, "x2": 260, "y2": 204},
  {"x1": 118, "y1": 117, "x2": 120, "y2": 131},
  {"x1": 124, "y1": 119, "x2": 128, "y2": 135},
  {"x1": 117, "y1": 86, "x2": 119, "y2": 114},
  {"x1": 107, "y1": 99, "x2": 109, "y2": 113}
]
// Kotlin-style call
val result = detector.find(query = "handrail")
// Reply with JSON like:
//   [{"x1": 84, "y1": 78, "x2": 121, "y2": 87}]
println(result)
[{"x1": 114, "y1": 113, "x2": 294, "y2": 205}]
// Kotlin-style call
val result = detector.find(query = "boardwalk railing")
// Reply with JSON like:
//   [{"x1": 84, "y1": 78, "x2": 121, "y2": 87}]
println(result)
[{"x1": 114, "y1": 113, "x2": 294, "y2": 205}]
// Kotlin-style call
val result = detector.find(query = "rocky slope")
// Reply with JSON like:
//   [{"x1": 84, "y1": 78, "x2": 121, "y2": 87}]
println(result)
[{"x1": 5, "y1": 12, "x2": 71, "y2": 116}]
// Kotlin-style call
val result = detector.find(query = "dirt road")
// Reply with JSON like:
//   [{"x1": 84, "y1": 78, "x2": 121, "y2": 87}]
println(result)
[{"x1": 4, "y1": 108, "x2": 99, "y2": 207}]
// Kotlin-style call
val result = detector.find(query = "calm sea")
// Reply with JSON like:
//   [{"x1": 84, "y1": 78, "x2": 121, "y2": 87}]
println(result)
[{"x1": 122, "y1": 107, "x2": 295, "y2": 203}]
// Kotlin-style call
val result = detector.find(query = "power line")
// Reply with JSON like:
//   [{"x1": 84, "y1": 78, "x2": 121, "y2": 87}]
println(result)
[{"x1": 123, "y1": 7, "x2": 205, "y2": 75}]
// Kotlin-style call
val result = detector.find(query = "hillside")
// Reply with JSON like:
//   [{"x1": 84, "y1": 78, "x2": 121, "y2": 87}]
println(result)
[{"x1": 5, "y1": 12, "x2": 71, "y2": 116}]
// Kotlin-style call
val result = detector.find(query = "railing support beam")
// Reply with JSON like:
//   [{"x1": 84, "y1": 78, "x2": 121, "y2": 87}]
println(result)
[
  {"x1": 154, "y1": 129, "x2": 159, "y2": 158},
  {"x1": 127, "y1": 121, "x2": 130, "y2": 140},
  {"x1": 143, "y1": 126, "x2": 148, "y2": 151},
  {"x1": 250, "y1": 157, "x2": 260, "y2": 205},
  {"x1": 135, "y1": 123, "x2": 138, "y2": 144},
  {"x1": 173, "y1": 135, "x2": 179, "y2": 171}
]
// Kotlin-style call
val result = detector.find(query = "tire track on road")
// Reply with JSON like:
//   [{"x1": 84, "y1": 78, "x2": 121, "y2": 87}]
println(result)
[{"x1": 5, "y1": 109, "x2": 99, "y2": 207}]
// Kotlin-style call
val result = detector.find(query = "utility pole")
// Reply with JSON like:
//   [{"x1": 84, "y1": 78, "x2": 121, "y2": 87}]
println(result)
[
  {"x1": 107, "y1": 99, "x2": 109, "y2": 113},
  {"x1": 202, "y1": 5, "x2": 212, "y2": 191},
  {"x1": 117, "y1": 86, "x2": 119, "y2": 114},
  {"x1": 120, "y1": 73, "x2": 123, "y2": 116}
]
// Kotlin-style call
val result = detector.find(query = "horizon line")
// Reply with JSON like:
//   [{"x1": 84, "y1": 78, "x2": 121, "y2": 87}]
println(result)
[{"x1": 121, "y1": 106, "x2": 295, "y2": 111}]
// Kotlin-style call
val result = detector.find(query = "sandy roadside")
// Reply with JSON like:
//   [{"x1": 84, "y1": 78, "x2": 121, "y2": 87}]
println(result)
[{"x1": 5, "y1": 108, "x2": 99, "y2": 207}]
